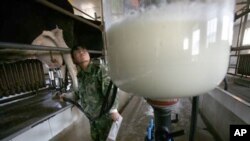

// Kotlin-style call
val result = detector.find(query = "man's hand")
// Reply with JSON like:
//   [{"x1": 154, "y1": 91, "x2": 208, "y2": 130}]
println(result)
[
  {"x1": 57, "y1": 92, "x2": 75, "y2": 102},
  {"x1": 59, "y1": 93, "x2": 66, "y2": 102},
  {"x1": 110, "y1": 112, "x2": 121, "y2": 121}
]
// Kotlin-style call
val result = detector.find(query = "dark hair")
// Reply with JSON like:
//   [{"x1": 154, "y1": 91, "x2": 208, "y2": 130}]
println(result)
[{"x1": 71, "y1": 45, "x2": 87, "y2": 58}]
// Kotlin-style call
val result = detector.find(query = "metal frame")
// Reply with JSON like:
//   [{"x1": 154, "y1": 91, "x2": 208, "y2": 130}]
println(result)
[
  {"x1": 71, "y1": 5, "x2": 96, "y2": 21},
  {"x1": 36, "y1": 0, "x2": 101, "y2": 30},
  {"x1": 0, "y1": 42, "x2": 70, "y2": 52},
  {"x1": 228, "y1": 1, "x2": 250, "y2": 76},
  {"x1": 101, "y1": 0, "x2": 108, "y2": 62},
  {"x1": 0, "y1": 42, "x2": 102, "y2": 54},
  {"x1": 219, "y1": 87, "x2": 250, "y2": 107},
  {"x1": 231, "y1": 46, "x2": 250, "y2": 51}
]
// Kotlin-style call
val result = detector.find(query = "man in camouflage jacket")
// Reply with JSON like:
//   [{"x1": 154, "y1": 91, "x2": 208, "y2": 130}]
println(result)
[{"x1": 66, "y1": 46, "x2": 120, "y2": 141}]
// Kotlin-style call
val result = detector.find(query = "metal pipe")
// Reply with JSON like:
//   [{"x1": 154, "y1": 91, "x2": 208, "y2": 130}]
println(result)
[
  {"x1": 218, "y1": 87, "x2": 250, "y2": 107},
  {"x1": 36, "y1": 0, "x2": 101, "y2": 30},
  {"x1": 36, "y1": 60, "x2": 44, "y2": 87},
  {"x1": 235, "y1": 8, "x2": 250, "y2": 21},
  {"x1": 101, "y1": 0, "x2": 108, "y2": 61},
  {"x1": 64, "y1": 67, "x2": 69, "y2": 90},
  {"x1": 23, "y1": 62, "x2": 32, "y2": 91},
  {"x1": 0, "y1": 42, "x2": 102, "y2": 54},
  {"x1": 27, "y1": 60, "x2": 34, "y2": 90},
  {"x1": 235, "y1": 5, "x2": 248, "y2": 15},
  {"x1": 189, "y1": 96, "x2": 199, "y2": 141},
  {"x1": 8, "y1": 64, "x2": 16, "y2": 95},
  {"x1": 236, "y1": 17, "x2": 243, "y2": 49},
  {"x1": 2, "y1": 64, "x2": 11, "y2": 96},
  {"x1": 101, "y1": 0, "x2": 105, "y2": 32},
  {"x1": 153, "y1": 107, "x2": 171, "y2": 130},
  {"x1": 0, "y1": 64, "x2": 7, "y2": 96},
  {"x1": 235, "y1": 7, "x2": 249, "y2": 75},
  {"x1": 231, "y1": 15, "x2": 244, "y2": 75},
  {"x1": 86, "y1": 50, "x2": 102, "y2": 54},
  {"x1": 13, "y1": 63, "x2": 21, "y2": 93},
  {"x1": 153, "y1": 106, "x2": 172, "y2": 141},
  {"x1": 32, "y1": 60, "x2": 39, "y2": 90},
  {"x1": 236, "y1": 2, "x2": 247, "y2": 5},
  {"x1": 0, "y1": 42, "x2": 70, "y2": 52},
  {"x1": 19, "y1": 61, "x2": 27, "y2": 92},
  {"x1": 37, "y1": 60, "x2": 46, "y2": 87},
  {"x1": 231, "y1": 46, "x2": 250, "y2": 51}
]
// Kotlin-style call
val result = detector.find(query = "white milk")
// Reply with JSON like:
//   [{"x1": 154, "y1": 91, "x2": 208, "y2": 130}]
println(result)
[{"x1": 106, "y1": 3, "x2": 234, "y2": 98}]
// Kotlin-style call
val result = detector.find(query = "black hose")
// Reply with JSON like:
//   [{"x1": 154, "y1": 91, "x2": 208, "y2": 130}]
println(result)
[
  {"x1": 100, "y1": 81, "x2": 118, "y2": 117},
  {"x1": 62, "y1": 80, "x2": 118, "y2": 121},
  {"x1": 62, "y1": 97, "x2": 85, "y2": 113}
]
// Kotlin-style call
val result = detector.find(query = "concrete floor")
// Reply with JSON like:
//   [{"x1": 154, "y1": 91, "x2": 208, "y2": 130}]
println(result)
[{"x1": 50, "y1": 95, "x2": 216, "y2": 141}]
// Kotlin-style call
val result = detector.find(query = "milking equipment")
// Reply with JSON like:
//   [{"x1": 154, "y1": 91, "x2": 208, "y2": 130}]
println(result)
[{"x1": 102, "y1": 0, "x2": 235, "y2": 140}]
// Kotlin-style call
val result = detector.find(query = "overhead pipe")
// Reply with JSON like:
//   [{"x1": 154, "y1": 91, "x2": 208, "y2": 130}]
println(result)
[
  {"x1": 0, "y1": 41, "x2": 70, "y2": 52},
  {"x1": 231, "y1": 46, "x2": 250, "y2": 51},
  {"x1": 100, "y1": 0, "x2": 109, "y2": 63},
  {"x1": 0, "y1": 42, "x2": 102, "y2": 54}
]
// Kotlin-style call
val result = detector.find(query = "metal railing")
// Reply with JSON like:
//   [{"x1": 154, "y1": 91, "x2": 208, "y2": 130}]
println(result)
[
  {"x1": 218, "y1": 87, "x2": 250, "y2": 107},
  {"x1": 0, "y1": 42, "x2": 102, "y2": 54}
]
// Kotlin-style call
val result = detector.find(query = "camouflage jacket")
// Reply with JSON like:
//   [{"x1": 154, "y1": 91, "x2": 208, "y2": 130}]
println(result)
[{"x1": 75, "y1": 61, "x2": 118, "y2": 120}]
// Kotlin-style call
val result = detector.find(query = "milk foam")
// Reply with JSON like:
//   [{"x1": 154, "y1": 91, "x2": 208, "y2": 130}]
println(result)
[{"x1": 106, "y1": 3, "x2": 234, "y2": 98}]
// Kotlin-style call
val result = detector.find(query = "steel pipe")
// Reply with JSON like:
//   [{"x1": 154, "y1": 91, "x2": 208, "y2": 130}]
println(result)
[
  {"x1": 219, "y1": 87, "x2": 250, "y2": 107},
  {"x1": 235, "y1": 9, "x2": 250, "y2": 21},
  {"x1": 0, "y1": 42, "x2": 70, "y2": 52},
  {"x1": 0, "y1": 42, "x2": 102, "y2": 54},
  {"x1": 189, "y1": 96, "x2": 199, "y2": 141},
  {"x1": 231, "y1": 46, "x2": 250, "y2": 51}
]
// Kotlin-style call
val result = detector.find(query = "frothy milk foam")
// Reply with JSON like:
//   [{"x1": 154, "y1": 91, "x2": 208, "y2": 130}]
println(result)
[{"x1": 106, "y1": 3, "x2": 234, "y2": 98}]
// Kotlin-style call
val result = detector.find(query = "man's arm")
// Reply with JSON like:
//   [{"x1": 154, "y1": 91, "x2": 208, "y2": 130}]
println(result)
[{"x1": 99, "y1": 64, "x2": 120, "y2": 120}]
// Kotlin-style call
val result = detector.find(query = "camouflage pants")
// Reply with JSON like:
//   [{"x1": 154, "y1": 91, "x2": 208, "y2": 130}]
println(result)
[{"x1": 90, "y1": 114, "x2": 112, "y2": 141}]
